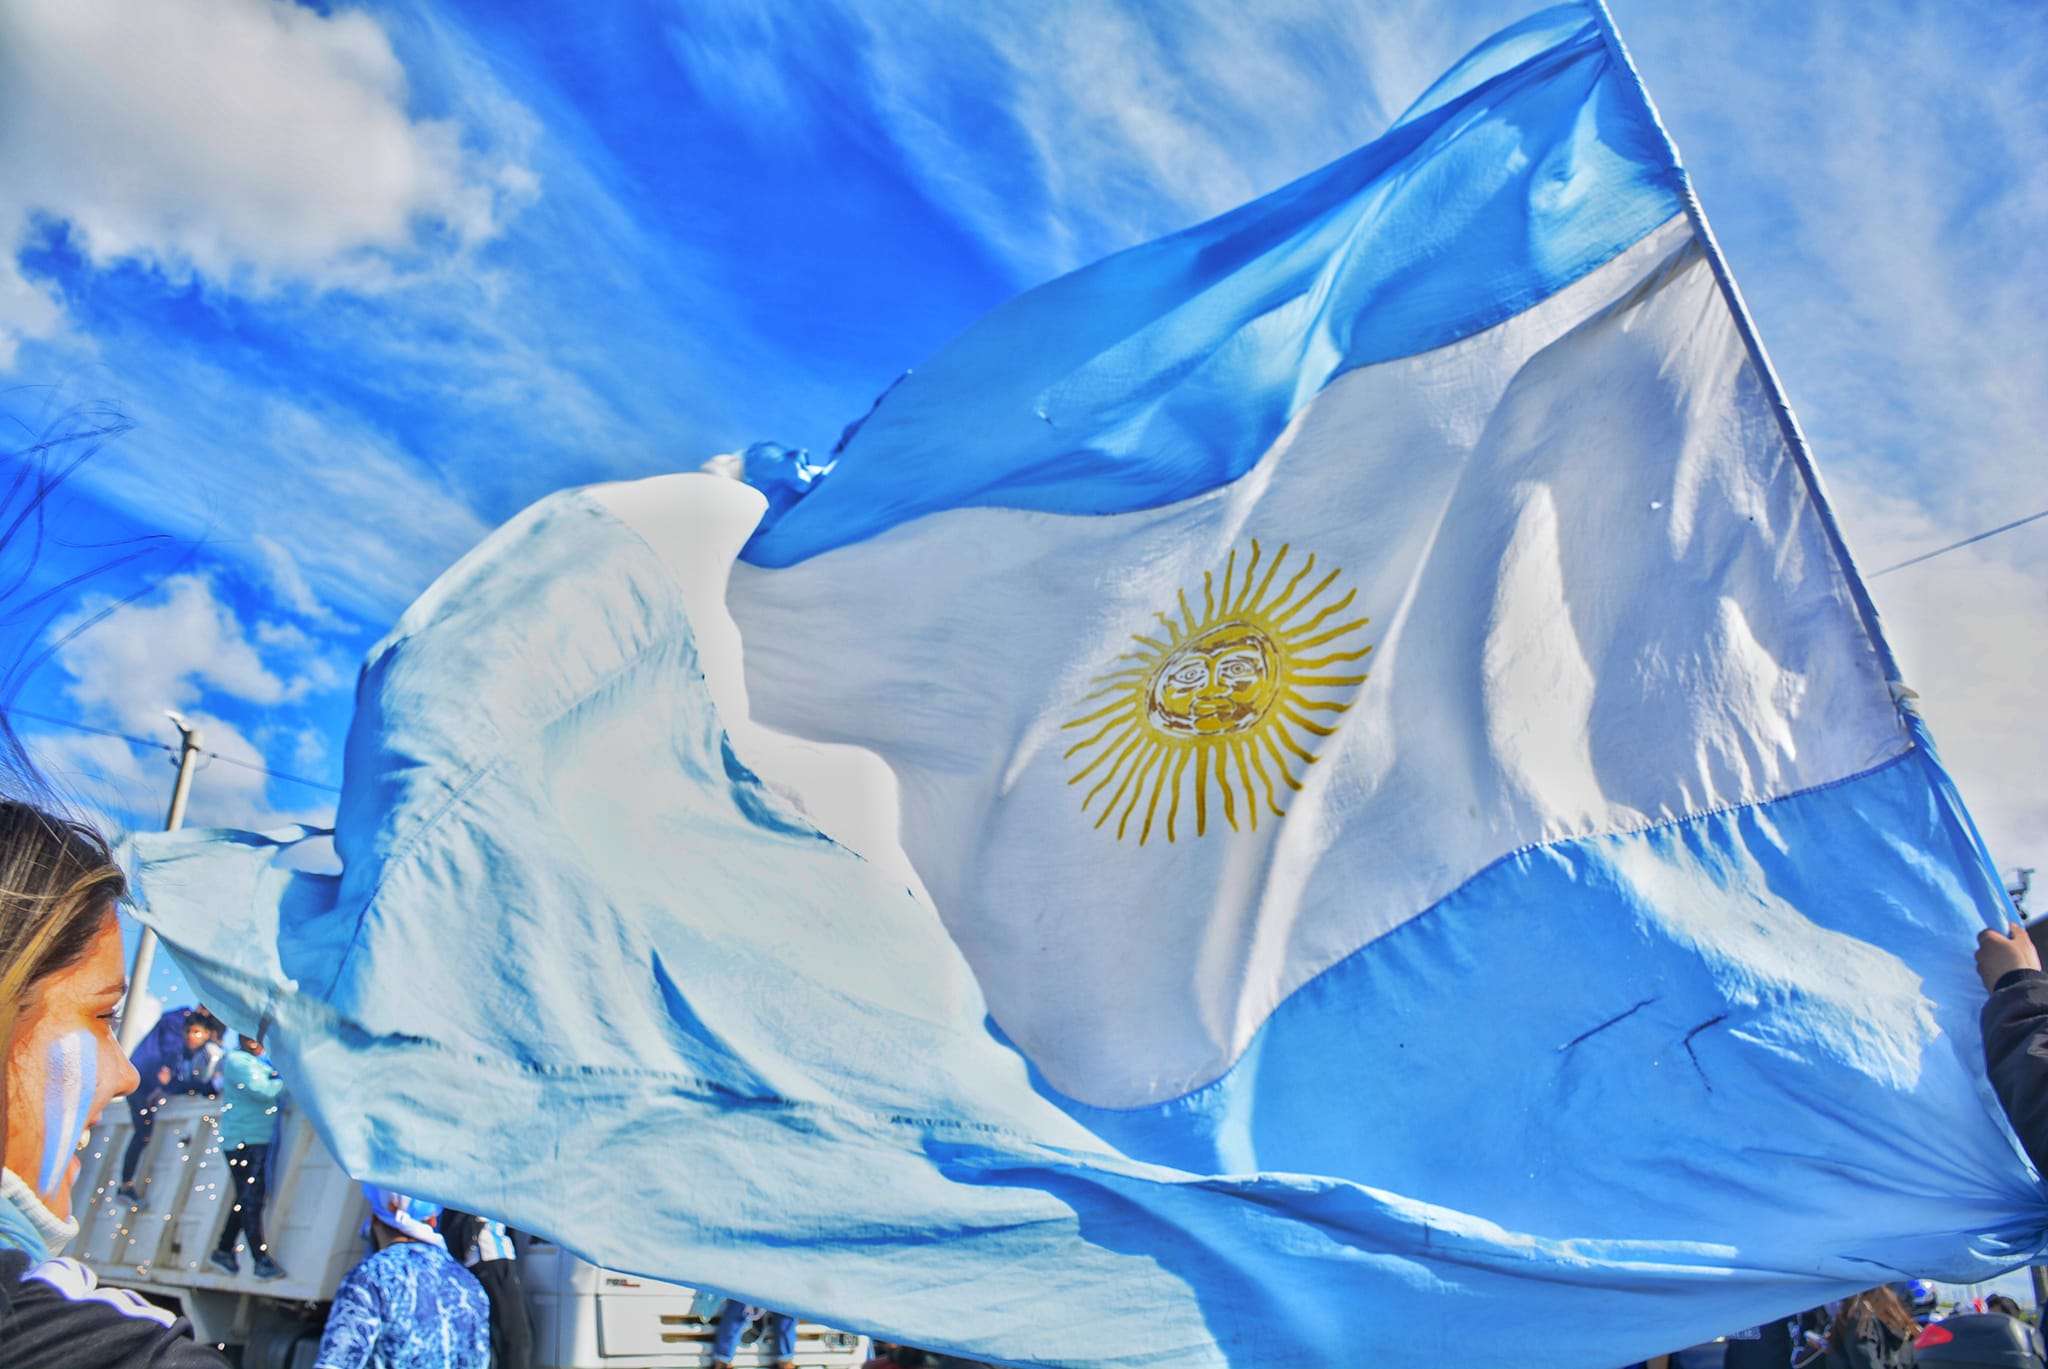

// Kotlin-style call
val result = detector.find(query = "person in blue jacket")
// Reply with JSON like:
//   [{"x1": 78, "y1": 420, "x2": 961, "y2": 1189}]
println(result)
[
  {"x1": 314, "y1": 1186, "x2": 489, "y2": 1369},
  {"x1": 207, "y1": 1034, "x2": 287, "y2": 1279},
  {"x1": 116, "y1": 1004, "x2": 222, "y2": 1204}
]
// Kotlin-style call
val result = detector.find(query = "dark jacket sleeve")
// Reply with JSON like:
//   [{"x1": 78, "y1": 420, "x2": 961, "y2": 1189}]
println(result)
[
  {"x1": 439, "y1": 1209, "x2": 482, "y2": 1267},
  {"x1": 0, "y1": 1252, "x2": 229, "y2": 1367},
  {"x1": 1982, "y1": 967, "x2": 2048, "y2": 1176}
]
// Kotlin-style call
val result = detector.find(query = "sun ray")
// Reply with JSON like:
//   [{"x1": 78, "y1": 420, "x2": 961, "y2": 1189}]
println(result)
[
  {"x1": 1154, "y1": 612, "x2": 1182, "y2": 643},
  {"x1": 1194, "y1": 746, "x2": 1210, "y2": 836},
  {"x1": 1084, "y1": 733, "x2": 1149, "y2": 813},
  {"x1": 1274, "y1": 724, "x2": 1318, "y2": 766},
  {"x1": 1291, "y1": 647, "x2": 1372, "y2": 669},
  {"x1": 1063, "y1": 696, "x2": 1136, "y2": 731},
  {"x1": 1280, "y1": 702, "x2": 1340, "y2": 737},
  {"x1": 1139, "y1": 746, "x2": 1173, "y2": 843},
  {"x1": 1165, "y1": 748, "x2": 1191, "y2": 841},
  {"x1": 1231, "y1": 540, "x2": 1262, "y2": 612},
  {"x1": 1270, "y1": 567, "x2": 1341, "y2": 627},
  {"x1": 1130, "y1": 633, "x2": 1170, "y2": 652},
  {"x1": 1231, "y1": 740, "x2": 1259, "y2": 832},
  {"x1": 1284, "y1": 693, "x2": 1350, "y2": 713},
  {"x1": 1076, "y1": 729, "x2": 1144, "y2": 798},
  {"x1": 1247, "y1": 739, "x2": 1285, "y2": 815},
  {"x1": 1096, "y1": 740, "x2": 1155, "y2": 829},
  {"x1": 1262, "y1": 729, "x2": 1303, "y2": 790},
  {"x1": 1289, "y1": 674, "x2": 1367, "y2": 688},
  {"x1": 1177, "y1": 590, "x2": 1197, "y2": 639},
  {"x1": 1266, "y1": 552, "x2": 1317, "y2": 617},
  {"x1": 1063, "y1": 713, "x2": 1135, "y2": 760},
  {"x1": 1067, "y1": 725, "x2": 1137, "y2": 787},
  {"x1": 1290, "y1": 617, "x2": 1371, "y2": 651},
  {"x1": 1202, "y1": 570, "x2": 1215, "y2": 621},
  {"x1": 1117, "y1": 747, "x2": 1162, "y2": 839},
  {"x1": 1071, "y1": 677, "x2": 1142, "y2": 708},
  {"x1": 1246, "y1": 542, "x2": 1288, "y2": 612},
  {"x1": 1281, "y1": 587, "x2": 1356, "y2": 640},
  {"x1": 1216, "y1": 746, "x2": 1240, "y2": 831}
]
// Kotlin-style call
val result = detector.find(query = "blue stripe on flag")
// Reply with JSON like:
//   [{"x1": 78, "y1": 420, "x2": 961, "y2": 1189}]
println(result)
[{"x1": 739, "y1": 3, "x2": 1685, "y2": 568}]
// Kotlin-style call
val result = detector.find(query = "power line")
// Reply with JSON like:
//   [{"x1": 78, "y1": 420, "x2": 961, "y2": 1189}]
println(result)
[
  {"x1": 0, "y1": 705, "x2": 342, "y2": 793},
  {"x1": 1869, "y1": 506, "x2": 2048, "y2": 579}
]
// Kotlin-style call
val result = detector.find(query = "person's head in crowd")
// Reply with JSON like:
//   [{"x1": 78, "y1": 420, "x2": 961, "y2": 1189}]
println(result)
[
  {"x1": 1830, "y1": 1286, "x2": 1920, "y2": 1347},
  {"x1": 1987, "y1": 1293, "x2": 2026, "y2": 1319},
  {"x1": 183, "y1": 1017, "x2": 213, "y2": 1053},
  {"x1": 363, "y1": 1184, "x2": 444, "y2": 1250},
  {"x1": 0, "y1": 800, "x2": 142, "y2": 1219},
  {"x1": 238, "y1": 1034, "x2": 263, "y2": 1057}
]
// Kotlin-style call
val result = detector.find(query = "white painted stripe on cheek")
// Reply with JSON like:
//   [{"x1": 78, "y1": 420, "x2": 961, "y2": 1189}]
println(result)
[{"x1": 37, "y1": 1031, "x2": 94, "y2": 1195}]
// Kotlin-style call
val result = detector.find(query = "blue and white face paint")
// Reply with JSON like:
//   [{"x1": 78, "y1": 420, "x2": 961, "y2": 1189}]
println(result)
[{"x1": 37, "y1": 1030, "x2": 96, "y2": 1195}]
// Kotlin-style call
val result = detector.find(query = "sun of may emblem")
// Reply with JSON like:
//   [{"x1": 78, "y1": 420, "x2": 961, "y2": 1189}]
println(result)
[{"x1": 1061, "y1": 541, "x2": 1372, "y2": 844}]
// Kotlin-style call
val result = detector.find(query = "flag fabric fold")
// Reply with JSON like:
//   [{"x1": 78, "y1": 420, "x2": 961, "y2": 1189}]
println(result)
[{"x1": 124, "y1": 5, "x2": 2043, "y2": 1367}]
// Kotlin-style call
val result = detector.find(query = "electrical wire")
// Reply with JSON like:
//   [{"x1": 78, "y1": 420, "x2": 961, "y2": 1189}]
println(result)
[
  {"x1": 1869, "y1": 506, "x2": 2048, "y2": 579},
  {"x1": 0, "y1": 705, "x2": 342, "y2": 793}
]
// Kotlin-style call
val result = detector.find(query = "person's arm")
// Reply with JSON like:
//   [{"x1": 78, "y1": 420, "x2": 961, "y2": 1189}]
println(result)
[
  {"x1": 311, "y1": 1265, "x2": 384, "y2": 1369},
  {"x1": 1979, "y1": 923, "x2": 2048, "y2": 1173},
  {"x1": 0, "y1": 1255, "x2": 230, "y2": 1366}
]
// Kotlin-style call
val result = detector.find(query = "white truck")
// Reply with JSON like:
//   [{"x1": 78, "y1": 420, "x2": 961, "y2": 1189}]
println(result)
[{"x1": 70, "y1": 1096, "x2": 869, "y2": 1369}]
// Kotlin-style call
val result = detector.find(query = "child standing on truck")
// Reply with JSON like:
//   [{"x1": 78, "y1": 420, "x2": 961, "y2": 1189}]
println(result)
[
  {"x1": 208, "y1": 1034, "x2": 287, "y2": 1280},
  {"x1": 116, "y1": 1005, "x2": 223, "y2": 1204}
]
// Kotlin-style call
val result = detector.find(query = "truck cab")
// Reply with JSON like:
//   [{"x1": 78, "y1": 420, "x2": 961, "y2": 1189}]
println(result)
[{"x1": 71, "y1": 1095, "x2": 868, "y2": 1369}]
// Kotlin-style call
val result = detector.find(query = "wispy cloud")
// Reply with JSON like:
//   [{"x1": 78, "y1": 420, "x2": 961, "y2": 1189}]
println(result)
[
  {"x1": 733, "y1": 0, "x2": 1513, "y2": 282},
  {"x1": 0, "y1": 0, "x2": 536, "y2": 362},
  {"x1": 1619, "y1": 0, "x2": 2048, "y2": 869}
]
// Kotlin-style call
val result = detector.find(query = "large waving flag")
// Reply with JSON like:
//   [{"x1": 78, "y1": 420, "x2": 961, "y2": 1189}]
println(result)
[{"x1": 125, "y1": 6, "x2": 2040, "y2": 1367}]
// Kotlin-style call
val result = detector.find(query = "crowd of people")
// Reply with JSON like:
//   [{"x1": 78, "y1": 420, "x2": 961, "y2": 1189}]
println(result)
[
  {"x1": 1622, "y1": 1281, "x2": 2033, "y2": 1367},
  {"x1": 0, "y1": 805, "x2": 2046, "y2": 1368}
]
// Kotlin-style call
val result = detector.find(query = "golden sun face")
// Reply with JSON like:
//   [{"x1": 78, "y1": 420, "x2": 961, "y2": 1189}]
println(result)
[{"x1": 1062, "y1": 540, "x2": 1372, "y2": 843}]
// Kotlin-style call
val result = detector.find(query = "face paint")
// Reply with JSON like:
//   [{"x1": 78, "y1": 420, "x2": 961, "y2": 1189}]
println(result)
[{"x1": 37, "y1": 1030, "x2": 97, "y2": 1195}]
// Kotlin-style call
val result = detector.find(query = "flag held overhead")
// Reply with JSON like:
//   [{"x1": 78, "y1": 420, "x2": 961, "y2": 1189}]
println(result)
[{"x1": 125, "y1": 5, "x2": 2042, "y2": 1367}]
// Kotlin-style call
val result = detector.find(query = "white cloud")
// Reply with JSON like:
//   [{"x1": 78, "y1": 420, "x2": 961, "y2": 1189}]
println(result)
[
  {"x1": 1619, "y1": 1, "x2": 2047, "y2": 535},
  {"x1": 49, "y1": 571, "x2": 354, "y2": 728},
  {"x1": 37, "y1": 574, "x2": 343, "y2": 831},
  {"x1": 251, "y1": 535, "x2": 343, "y2": 627},
  {"x1": 53, "y1": 574, "x2": 288, "y2": 730},
  {"x1": 1826, "y1": 475, "x2": 2048, "y2": 877},
  {"x1": 823, "y1": 0, "x2": 1505, "y2": 280},
  {"x1": 0, "y1": 0, "x2": 536, "y2": 361}
]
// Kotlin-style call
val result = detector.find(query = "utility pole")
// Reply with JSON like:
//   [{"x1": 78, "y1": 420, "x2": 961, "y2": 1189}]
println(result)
[{"x1": 116, "y1": 712, "x2": 202, "y2": 1054}]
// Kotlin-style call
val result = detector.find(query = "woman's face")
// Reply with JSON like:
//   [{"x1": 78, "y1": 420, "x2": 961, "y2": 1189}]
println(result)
[{"x1": 4, "y1": 910, "x2": 141, "y2": 1217}]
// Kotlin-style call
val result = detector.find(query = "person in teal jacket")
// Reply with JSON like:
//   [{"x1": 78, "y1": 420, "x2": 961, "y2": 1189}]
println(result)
[{"x1": 208, "y1": 1034, "x2": 287, "y2": 1280}]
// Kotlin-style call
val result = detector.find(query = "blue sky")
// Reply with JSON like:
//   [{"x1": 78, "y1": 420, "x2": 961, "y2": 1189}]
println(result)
[{"x1": 2, "y1": 0, "x2": 2043, "y2": 976}]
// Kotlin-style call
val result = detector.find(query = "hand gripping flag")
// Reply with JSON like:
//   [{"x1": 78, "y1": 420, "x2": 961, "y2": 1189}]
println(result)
[{"x1": 124, "y1": 6, "x2": 2043, "y2": 1366}]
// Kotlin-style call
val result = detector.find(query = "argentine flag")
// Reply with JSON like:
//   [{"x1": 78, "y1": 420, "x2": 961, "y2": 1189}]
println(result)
[{"x1": 127, "y1": 6, "x2": 2040, "y2": 1367}]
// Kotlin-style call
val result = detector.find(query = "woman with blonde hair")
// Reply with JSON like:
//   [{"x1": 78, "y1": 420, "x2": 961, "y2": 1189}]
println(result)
[{"x1": 0, "y1": 798, "x2": 227, "y2": 1365}]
